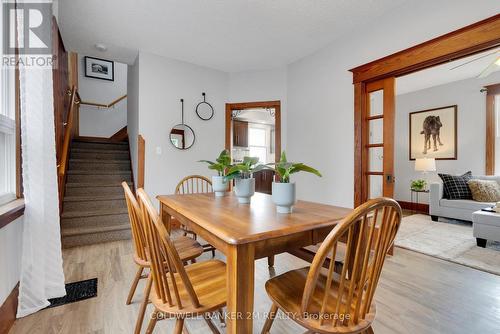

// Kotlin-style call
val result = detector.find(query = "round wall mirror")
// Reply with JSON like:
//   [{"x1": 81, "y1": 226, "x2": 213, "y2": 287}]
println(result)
[
  {"x1": 170, "y1": 124, "x2": 195, "y2": 150},
  {"x1": 195, "y1": 92, "x2": 214, "y2": 120}
]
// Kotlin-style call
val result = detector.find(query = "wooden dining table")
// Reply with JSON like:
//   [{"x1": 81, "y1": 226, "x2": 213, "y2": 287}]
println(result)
[{"x1": 157, "y1": 192, "x2": 352, "y2": 334}]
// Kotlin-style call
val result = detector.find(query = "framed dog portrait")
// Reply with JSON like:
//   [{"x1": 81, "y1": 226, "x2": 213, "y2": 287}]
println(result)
[{"x1": 409, "y1": 105, "x2": 457, "y2": 160}]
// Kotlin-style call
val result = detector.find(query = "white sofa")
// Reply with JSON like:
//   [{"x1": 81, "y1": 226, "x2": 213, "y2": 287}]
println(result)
[{"x1": 429, "y1": 175, "x2": 498, "y2": 222}]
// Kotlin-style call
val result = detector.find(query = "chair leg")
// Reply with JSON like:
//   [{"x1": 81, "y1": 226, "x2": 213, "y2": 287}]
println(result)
[
  {"x1": 216, "y1": 308, "x2": 225, "y2": 327},
  {"x1": 204, "y1": 315, "x2": 221, "y2": 334},
  {"x1": 145, "y1": 309, "x2": 159, "y2": 334},
  {"x1": 267, "y1": 256, "x2": 275, "y2": 267},
  {"x1": 126, "y1": 266, "x2": 144, "y2": 305},
  {"x1": 191, "y1": 258, "x2": 197, "y2": 264},
  {"x1": 135, "y1": 275, "x2": 153, "y2": 334},
  {"x1": 174, "y1": 317, "x2": 185, "y2": 334},
  {"x1": 261, "y1": 303, "x2": 278, "y2": 334}
]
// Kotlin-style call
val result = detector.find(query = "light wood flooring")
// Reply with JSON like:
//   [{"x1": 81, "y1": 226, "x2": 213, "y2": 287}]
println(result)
[{"x1": 10, "y1": 238, "x2": 500, "y2": 334}]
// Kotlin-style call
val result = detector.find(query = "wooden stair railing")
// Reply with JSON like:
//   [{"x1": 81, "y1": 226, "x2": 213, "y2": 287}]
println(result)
[
  {"x1": 57, "y1": 85, "x2": 78, "y2": 212},
  {"x1": 77, "y1": 94, "x2": 127, "y2": 109}
]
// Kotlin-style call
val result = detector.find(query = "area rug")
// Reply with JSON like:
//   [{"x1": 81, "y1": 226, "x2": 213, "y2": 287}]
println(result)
[{"x1": 395, "y1": 214, "x2": 500, "y2": 276}]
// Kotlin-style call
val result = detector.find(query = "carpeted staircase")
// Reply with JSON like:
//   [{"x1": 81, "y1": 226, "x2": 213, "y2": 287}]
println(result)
[{"x1": 60, "y1": 139, "x2": 132, "y2": 248}]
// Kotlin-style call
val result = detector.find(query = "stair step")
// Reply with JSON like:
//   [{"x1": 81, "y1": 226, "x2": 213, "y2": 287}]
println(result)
[
  {"x1": 64, "y1": 194, "x2": 125, "y2": 202},
  {"x1": 67, "y1": 172, "x2": 132, "y2": 183},
  {"x1": 68, "y1": 162, "x2": 131, "y2": 171},
  {"x1": 61, "y1": 228, "x2": 131, "y2": 248},
  {"x1": 67, "y1": 170, "x2": 132, "y2": 175},
  {"x1": 61, "y1": 212, "x2": 129, "y2": 230},
  {"x1": 61, "y1": 207, "x2": 128, "y2": 219},
  {"x1": 66, "y1": 181, "x2": 132, "y2": 188},
  {"x1": 72, "y1": 141, "x2": 129, "y2": 151},
  {"x1": 65, "y1": 184, "x2": 127, "y2": 197},
  {"x1": 61, "y1": 222, "x2": 130, "y2": 237},
  {"x1": 70, "y1": 150, "x2": 130, "y2": 161},
  {"x1": 63, "y1": 197, "x2": 126, "y2": 212},
  {"x1": 70, "y1": 147, "x2": 129, "y2": 154}
]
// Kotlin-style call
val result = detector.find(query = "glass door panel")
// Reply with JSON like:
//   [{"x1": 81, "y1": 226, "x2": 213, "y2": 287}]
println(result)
[
  {"x1": 368, "y1": 89, "x2": 384, "y2": 117},
  {"x1": 368, "y1": 147, "x2": 383, "y2": 172},
  {"x1": 362, "y1": 78, "x2": 395, "y2": 201},
  {"x1": 368, "y1": 118, "x2": 383, "y2": 144},
  {"x1": 368, "y1": 175, "x2": 383, "y2": 199}
]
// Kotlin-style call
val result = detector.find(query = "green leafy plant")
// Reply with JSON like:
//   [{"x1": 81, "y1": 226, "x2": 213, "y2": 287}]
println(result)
[
  {"x1": 198, "y1": 149, "x2": 232, "y2": 176},
  {"x1": 225, "y1": 156, "x2": 269, "y2": 181},
  {"x1": 411, "y1": 179, "x2": 426, "y2": 191},
  {"x1": 267, "y1": 151, "x2": 322, "y2": 183}
]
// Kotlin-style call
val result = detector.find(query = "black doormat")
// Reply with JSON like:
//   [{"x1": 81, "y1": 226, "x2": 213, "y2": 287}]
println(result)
[{"x1": 46, "y1": 278, "x2": 98, "y2": 308}]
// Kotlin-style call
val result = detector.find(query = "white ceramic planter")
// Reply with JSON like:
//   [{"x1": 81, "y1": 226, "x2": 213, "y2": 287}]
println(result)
[
  {"x1": 212, "y1": 176, "x2": 229, "y2": 197},
  {"x1": 272, "y1": 182, "x2": 296, "y2": 213},
  {"x1": 234, "y1": 178, "x2": 255, "y2": 204}
]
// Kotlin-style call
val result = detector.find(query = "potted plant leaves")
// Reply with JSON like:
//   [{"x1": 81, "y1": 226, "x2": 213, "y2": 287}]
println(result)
[
  {"x1": 411, "y1": 179, "x2": 427, "y2": 191},
  {"x1": 198, "y1": 150, "x2": 232, "y2": 196},
  {"x1": 267, "y1": 151, "x2": 322, "y2": 213},
  {"x1": 225, "y1": 156, "x2": 268, "y2": 204}
]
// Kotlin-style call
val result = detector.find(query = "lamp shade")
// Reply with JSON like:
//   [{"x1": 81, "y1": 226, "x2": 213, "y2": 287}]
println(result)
[{"x1": 415, "y1": 158, "x2": 436, "y2": 172}]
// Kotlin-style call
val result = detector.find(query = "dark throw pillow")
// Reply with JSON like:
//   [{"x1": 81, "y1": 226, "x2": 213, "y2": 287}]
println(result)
[{"x1": 438, "y1": 171, "x2": 473, "y2": 200}]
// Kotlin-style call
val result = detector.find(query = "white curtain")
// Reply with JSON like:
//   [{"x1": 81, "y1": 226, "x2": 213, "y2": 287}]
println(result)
[{"x1": 16, "y1": 7, "x2": 66, "y2": 317}]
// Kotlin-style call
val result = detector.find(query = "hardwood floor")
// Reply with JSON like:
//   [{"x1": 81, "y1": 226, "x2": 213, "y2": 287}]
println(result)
[{"x1": 10, "y1": 239, "x2": 500, "y2": 333}]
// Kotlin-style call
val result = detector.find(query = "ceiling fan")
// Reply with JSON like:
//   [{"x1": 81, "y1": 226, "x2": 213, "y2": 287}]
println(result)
[{"x1": 449, "y1": 49, "x2": 500, "y2": 78}]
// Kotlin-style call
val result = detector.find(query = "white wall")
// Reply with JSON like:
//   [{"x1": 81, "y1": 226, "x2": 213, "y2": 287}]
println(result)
[
  {"x1": 0, "y1": 217, "x2": 23, "y2": 305},
  {"x1": 394, "y1": 71, "x2": 500, "y2": 203},
  {"x1": 229, "y1": 68, "x2": 287, "y2": 151},
  {"x1": 286, "y1": 0, "x2": 500, "y2": 208},
  {"x1": 137, "y1": 52, "x2": 228, "y2": 202},
  {"x1": 78, "y1": 55, "x2": 128, "y2": 137},
  {"x1": 127, "y1": 57, "x2": 140, "y2": 184}
]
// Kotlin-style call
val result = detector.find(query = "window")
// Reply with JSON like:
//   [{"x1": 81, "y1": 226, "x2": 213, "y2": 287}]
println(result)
[
  {"x1": 0, "y1": 10, "x2": 17, "y2": 205},
  {"x1": 248, "y1": 127, "x2": 268, "y2": 164}
]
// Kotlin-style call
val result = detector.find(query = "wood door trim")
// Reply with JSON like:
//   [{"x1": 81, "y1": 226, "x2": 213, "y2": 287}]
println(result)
[
  {"x1": 486, "y1": 83, "x2": 500, "y2": 175},
  {"x1": 350, "y1": 14, "x2": 500, "y2": 83},
  {"x1": 353, "y1": 14, "x2": 500, "y2": 206},
  {"x1": 137, "y1": 135, "x2": 145, "y2": 189},
  {"x1": 225, "y1": 101, "x2": 281, "y2": 164}
]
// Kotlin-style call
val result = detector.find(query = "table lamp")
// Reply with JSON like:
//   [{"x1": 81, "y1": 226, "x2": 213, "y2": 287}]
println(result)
[{"x1": 415, "y1": 158, "x2": 436, "y2": 190}]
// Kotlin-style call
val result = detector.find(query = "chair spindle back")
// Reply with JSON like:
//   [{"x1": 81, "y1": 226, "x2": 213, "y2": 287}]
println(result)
[
  {"x1": 122, "y1": 182, "x2": 148, "y2": 263},
  {"x1": 301, "y1": 197, "x2": 402, "y2": 328},
  {"x1": 175, "y1": 175, "x2": 212, "y2": 194},
  {"x1": 137, "y1": 188, "x2": 201, "y2": 310}
]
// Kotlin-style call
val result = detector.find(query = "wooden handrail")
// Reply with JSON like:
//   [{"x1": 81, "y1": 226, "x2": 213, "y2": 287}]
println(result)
[
  {"x1": 58, "y1": 86, "x2": 77, "y2": 177},
  {"x1": 57, "y1": 85, "x2": 78, "y2": 211},
  {"x1": 78, "y1": 94, "x2": 127, "y2": 108}
]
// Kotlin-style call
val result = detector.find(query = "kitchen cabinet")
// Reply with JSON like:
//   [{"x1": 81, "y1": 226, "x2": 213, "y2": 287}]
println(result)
[
  {"x1": 255, "y1": 169, "x2": 274, "y2": 194},
  {"x1": 233, "y1": 120, "x2": 248, "y2": 147}
]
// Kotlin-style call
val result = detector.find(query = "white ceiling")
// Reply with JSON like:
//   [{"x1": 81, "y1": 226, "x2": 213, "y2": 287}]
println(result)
[
  {"x1": 397, "y1": 48, "x2": 500, "y2": 95},
  {"x1": 58, "y1": 0, "x2": 407, "y2": 72}
]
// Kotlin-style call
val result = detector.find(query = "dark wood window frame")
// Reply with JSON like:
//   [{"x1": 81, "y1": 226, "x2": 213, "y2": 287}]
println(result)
[{"x1": 350, "y1": 14, "x2": 500, "y2": 207}]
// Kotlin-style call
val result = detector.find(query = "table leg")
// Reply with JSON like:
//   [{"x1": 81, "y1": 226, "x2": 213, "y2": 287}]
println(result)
[
  {"x1": 159, "y1": 203, "x2": 172, "y2": 233},
  {"x1": 226, "y1": 243, "x2": 255, "y2": 334}
]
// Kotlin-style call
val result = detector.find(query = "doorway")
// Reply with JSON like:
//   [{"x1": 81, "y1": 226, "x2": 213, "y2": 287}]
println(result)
[
  {"x1": 225, "y1": 101, "x2": 281, "y2": 194},
  {"x1": 351, "y1": 14, "x2": 500, "y2": 207}
]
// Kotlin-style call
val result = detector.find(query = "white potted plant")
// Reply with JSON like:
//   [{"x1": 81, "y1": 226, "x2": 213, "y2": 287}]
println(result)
[
  {"x1": 225, "y1": 157, "x2": 268, "y2": 204},
  {"x1": 198, "y1": 150, "x2": 232, "y2": 197},
  {"x1": 267, "y1": 151, "x2": 322, "y2": 213}
]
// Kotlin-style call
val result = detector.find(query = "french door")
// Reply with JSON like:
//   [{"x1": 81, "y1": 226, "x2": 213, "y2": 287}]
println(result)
[{"x1": 361, "y1": 77, "x2": 395, "y2": 203}]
